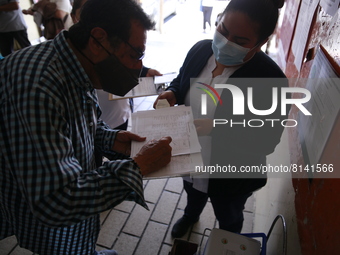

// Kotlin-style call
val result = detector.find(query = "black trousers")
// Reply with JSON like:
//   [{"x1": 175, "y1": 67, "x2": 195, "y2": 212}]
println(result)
[
  {"x1": 183, "y1": 180, "x2": 252, "y2": 233},
  {"x1": 0, "y1": 29, "x2": 31, "y2": 57}
]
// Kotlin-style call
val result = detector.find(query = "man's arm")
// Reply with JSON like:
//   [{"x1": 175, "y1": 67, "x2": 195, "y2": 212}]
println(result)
[
  {"x1": 2, "y1": 79, "x2": 169, "y2": 229},
  {"x1": 96, "y1": 123, "x2": 172, "y2": 176},
  {"x1": 0, "y1": 1, "x2": 19, "y2": 12}
]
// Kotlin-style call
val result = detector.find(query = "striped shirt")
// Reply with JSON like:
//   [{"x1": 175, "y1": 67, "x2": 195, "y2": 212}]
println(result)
[{"x1": 0, "y1": 31, "x2": 147, "y2": 255}]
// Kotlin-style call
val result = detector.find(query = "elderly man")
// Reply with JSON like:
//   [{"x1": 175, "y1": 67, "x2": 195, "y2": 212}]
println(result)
[{"x1": 0, "y1": 0, "x2": 171, "y2": 254}]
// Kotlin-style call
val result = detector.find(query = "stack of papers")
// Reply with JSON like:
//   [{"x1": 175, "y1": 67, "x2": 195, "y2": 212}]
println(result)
[
  {"x1": 154, "y1": 72, "x2": 177, "y2": 85},
  {"x1": 109, "y1": 72, "x2": 178, "y2": 100},
  {"x1": 109, "y1": 77, "x2": 157, "y2": 100},
  {"x1": 130, "y1": 106, "x2": 203, "y2": 179}
]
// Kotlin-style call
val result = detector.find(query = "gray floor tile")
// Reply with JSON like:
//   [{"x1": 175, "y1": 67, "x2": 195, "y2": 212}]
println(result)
[
  {"x1": 164, "y1": 177, "x2": 184, "y2": 194},
  {"x1": 143, "y1": 178, "x2": 167, "y2": 204},
  {"x1": 0, "y1": 236, "x2": 17, "y2": 255},
  {"x1": 159, "y1": 244, "x2": 172, "y2": 255},
  {"x1": 100, "y1": 209, "x2": 112, "y2": 225},
  {"x1": 114, "y1": 201, "x2": 136, "y2": 213},
  {"x1": 134, "y1": 221, "x2": 168, "y2": 255},
  {"x1": 113, "y1": 233, "x2": 140, "y2": 255},
  {"x1": 8, "y1": 246, "x2": 32, "y2": 255},
  {"x1": 241, "y1": 211, "x2": 254, "y2": 234},
  {"x1": 123, "y1": 202, "x2": 155, "y2": 237},
  {"x1": 151, "y1": 191, "x2": 180, "y2": 224},
  {"x1": 97, "y1": 209, "x2": 129, "y2": 248}
]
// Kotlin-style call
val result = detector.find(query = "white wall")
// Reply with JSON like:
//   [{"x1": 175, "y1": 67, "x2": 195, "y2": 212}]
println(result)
[{"x1": 253, "y1": 128, "x2": 302, "y2": 255}]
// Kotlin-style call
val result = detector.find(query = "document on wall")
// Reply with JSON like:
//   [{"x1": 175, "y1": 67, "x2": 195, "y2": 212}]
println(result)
[
  {"x1": 298, "y1": 47, "x2": 340, "y2": 169},
  {"x1": 130, "y1": 106, "x2": 203, "y2": 179},
  {"x1": 109, "y1": 77, "x2": 158, "y2": 100},
  {"x1": 291, "y1": 0, "x2": 319, "y2": 71},
  {"x1": 320, "y1": 0, "x2": 340, "y2": 16}
]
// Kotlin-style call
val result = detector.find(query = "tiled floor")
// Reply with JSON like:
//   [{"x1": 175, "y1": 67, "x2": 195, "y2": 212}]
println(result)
[
  {"x1": 0, "y1": 0, "x2": 265, "y2": 254},
  {"x1": 0, "y1": 174, "x2": 255, "y2": 255}
]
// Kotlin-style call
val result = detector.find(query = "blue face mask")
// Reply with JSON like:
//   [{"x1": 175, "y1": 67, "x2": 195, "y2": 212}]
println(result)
[{"x1": 212, "y1": 30, "x2": 255, "y2": 66}]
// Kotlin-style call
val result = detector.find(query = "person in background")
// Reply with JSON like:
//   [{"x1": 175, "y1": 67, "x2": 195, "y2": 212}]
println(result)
[
  {"x1": 154, "y1": 0, "x2": 288, "y2": 238},
  {"x1": 0, "y1": 0, "x2": 172, "y2": 255},
  {"x1": 51, "y1": 0, "x2": 73, "y2": 30},
  {"x1": 23, "y1": 0, "x2": 73, "y2": 39},
  {"x1": 201, "y1": 0, "x2": 214, "y2": 33},
  {"x1": 0, "y1": 0, "x2": 31, "y2": 56}
]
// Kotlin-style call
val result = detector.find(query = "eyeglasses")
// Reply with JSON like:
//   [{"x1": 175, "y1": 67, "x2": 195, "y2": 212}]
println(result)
[
  {"x1": 90, "y1": 34, "x2": 145, "y2": 60},
  {"x1": 124, "y1": 41, "x2": 145, "y2": 60}
]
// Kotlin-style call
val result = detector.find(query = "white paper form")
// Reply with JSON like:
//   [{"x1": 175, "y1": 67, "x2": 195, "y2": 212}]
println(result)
[
  {"x1": 145, "y1": 153, "x2": 203, "y2": 179},
  {"x1": 130, "y1": 106, "x2": 203, "y2": 179},
  {"x1": 109, "y1": 77, "x2": 157, "y2": 100},
  {"x1": 291, "y1": 0, "x2": 319, "y2": 71},
  {"x1": 131, "y1": 106, "x2": 201, "y2": 157},
  {"x1": 154, "y1": 72, "x2": 177, "y2": 85}
]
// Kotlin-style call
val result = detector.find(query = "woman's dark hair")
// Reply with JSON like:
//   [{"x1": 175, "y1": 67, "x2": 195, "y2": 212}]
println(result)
[
  {"x1": 223, "y1": 0, "x2": 283, "y2": 42},
  {"x1": 69, "y1": 0, "x2": 155, "y2": 49}
]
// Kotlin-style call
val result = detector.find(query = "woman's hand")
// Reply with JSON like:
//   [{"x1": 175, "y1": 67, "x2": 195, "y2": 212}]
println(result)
[{"x1": 153, "y1": 90, "x2": 177, "y2": 108}]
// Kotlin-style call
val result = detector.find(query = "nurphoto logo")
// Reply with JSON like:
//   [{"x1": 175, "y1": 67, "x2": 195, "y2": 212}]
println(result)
[
  {"x1": 196, "y1": 81, "x2": 312, "y2": 128},
  {"x1": 196, "y1": 82, "x2": 223, "y2": 114}
]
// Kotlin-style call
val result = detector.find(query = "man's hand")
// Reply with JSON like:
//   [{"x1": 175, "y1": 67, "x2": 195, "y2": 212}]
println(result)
[
  {"x1": 153, "y1": 90, "x2": 177, "y2": 108},
  {"x1": 133, "y1": 136, "x2": 172, "y2": 176},
  {"x1": 112, "y1": 131, "x2": 146, "y2": 156},
  {"x1": 194, "y1": 119, "x2": 213, "y2": 136},
  {"x1": 146, "y1": 68, "x2": 162, "y2": 77}
]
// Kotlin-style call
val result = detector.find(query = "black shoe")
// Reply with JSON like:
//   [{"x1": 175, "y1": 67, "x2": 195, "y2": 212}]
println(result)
[{"x1": 171, "y1": 216, "x2": 199, "y2": 238}]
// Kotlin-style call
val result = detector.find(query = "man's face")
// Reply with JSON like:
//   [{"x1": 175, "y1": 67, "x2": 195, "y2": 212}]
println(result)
[
  {"x1": 89, "y1": 20, "x2": 146, "y2": 91},
  {"x1": 110, "y1": 20, "x2": 146, "y2": 71}
]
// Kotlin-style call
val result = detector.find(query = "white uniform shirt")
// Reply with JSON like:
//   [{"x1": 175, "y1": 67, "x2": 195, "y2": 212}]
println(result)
[{"x1": 183, "y1": 55, "x2": 240, "y2": 193}]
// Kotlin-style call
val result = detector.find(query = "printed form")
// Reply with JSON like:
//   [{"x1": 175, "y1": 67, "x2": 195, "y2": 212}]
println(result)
[
  {"x1": 130, "y1": 106, "x2": 203, "y2": 179},
  {"x1": 109, "y1": 77, "x2": 158, "y2": 100}
]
